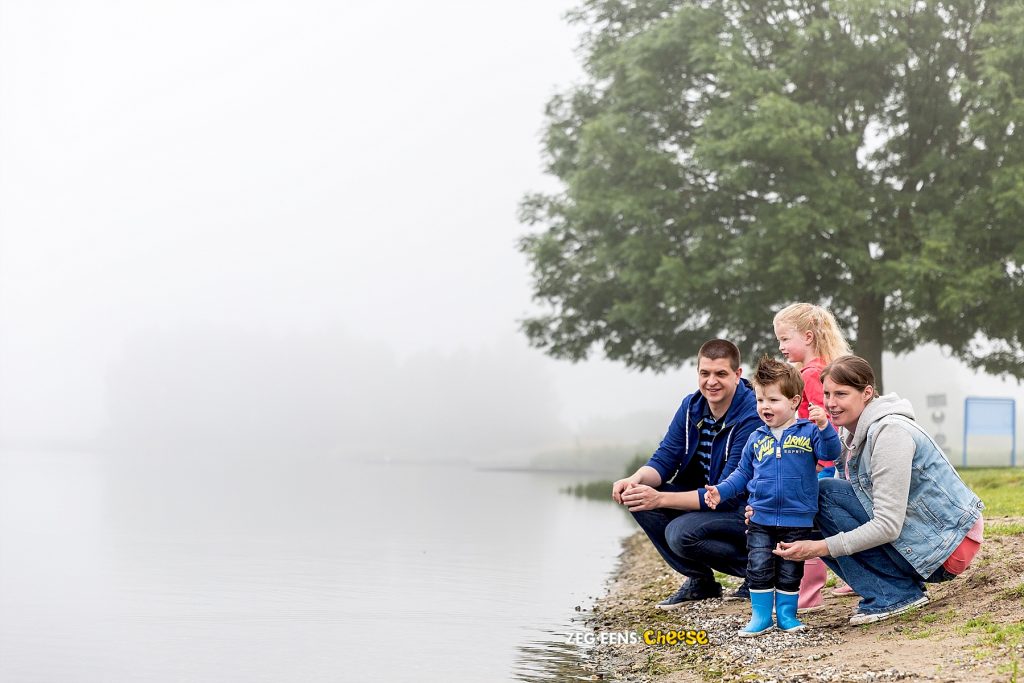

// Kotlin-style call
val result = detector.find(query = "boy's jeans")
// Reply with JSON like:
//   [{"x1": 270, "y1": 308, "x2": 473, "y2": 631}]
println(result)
[
  {"x1": 816, "y1": 478, "x2": 954, "y2": 615},
  {"x1": 746, "y1": 521, "x2": 810, "y2": 591}
]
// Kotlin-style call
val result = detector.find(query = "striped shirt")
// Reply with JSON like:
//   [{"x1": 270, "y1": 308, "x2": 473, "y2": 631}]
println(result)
[{"x1": 694, "y1": 411, "x2": 723, "y2": 484}]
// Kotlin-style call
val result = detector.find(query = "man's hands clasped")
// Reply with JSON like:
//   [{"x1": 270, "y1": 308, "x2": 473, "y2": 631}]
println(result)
[{"x1": 613, "y1": 478, "x2": 663, "y2": 511}]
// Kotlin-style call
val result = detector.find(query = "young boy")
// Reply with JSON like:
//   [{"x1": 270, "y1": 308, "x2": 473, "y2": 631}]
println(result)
[{"x1": 705, "y1": 356, "x2": 841, "y2": 637}]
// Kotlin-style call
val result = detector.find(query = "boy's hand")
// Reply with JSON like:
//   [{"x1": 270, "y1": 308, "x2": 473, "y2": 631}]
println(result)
[
  {"x1": 704, "y1": 485, "x2": 720, "y2": 509},
  {"x1": 808, "y1": 402, "x2": 828, "y2": 429}
]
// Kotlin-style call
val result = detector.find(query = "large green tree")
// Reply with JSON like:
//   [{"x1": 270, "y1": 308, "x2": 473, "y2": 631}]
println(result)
[{"x1": 520, "y1": 0, "x2": 1024, "y2": 382}]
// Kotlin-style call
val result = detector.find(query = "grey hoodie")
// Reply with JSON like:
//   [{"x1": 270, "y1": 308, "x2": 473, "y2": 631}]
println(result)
[{"x1": 825, "y1": 394, "x2": 918, "y2": 559}]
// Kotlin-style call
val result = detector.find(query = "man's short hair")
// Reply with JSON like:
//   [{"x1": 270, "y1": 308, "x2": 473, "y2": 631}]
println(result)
[
  {"x1": 752, "y1": 355, "x2": 804, "y2": 399},
  {"x1": 697, "y1": 339, "x2": 741, "y2": 371}
]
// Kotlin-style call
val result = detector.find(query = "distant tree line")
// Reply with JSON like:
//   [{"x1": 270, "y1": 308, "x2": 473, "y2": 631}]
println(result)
[{"x1": 104, "y1": 327, "x2": 565, "y2": 459}]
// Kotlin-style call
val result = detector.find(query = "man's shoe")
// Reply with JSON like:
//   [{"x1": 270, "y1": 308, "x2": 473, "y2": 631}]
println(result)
[
  {"x1": 724, "y1": 580, "x2": 750, "y2": 601},
  {"x1": 656, "y1": 578, "x2": 723, "y2": 609},
  {"x1": 849, "y1": 595, "x2": 929, "y2": 625}
]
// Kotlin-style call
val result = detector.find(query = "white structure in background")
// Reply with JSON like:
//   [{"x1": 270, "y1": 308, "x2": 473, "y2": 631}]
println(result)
[{"x1": 885, "y1": 345, "x2": 1023, "y2": 467}]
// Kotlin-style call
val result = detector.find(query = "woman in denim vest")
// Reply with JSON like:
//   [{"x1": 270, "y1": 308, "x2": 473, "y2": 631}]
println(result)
[{"x1": 771, "y1": 355, "x2": 985, "y2": 625}]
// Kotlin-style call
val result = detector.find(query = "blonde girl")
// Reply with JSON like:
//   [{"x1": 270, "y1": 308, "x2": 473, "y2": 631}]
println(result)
[
  {"x1": 773, "y1": 303, "x2": 852, "y2": 418},
  {"x1": 772, "y1": 303, "x2": 853, "y2": 610}
]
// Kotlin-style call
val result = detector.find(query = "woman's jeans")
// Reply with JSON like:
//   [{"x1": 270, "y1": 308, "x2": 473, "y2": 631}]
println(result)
[
  {"x1": 746, "y1": 522, "x2": 810, "y2": 591},
  {"x1": 816, "y1": 477, "x2": 954, "y2": 614}
]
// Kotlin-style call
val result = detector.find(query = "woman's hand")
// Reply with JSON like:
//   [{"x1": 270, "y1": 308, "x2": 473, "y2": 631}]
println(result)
[
  {"x1": 773, "y1": 539, "x2": 830, "y2": 561},
  {"x1": 744, "y1": 505, "x2": 753, "y2": 526}
]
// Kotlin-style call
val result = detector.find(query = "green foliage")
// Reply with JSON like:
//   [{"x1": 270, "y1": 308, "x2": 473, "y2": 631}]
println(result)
[
  {"x1": 563, "y1": 480, "x2": 616, "y2": 500},
  {"x1": 562, "y1": 451, "x2": 654, "y2": 500},
  {"x1": 521, "y1": 0, "x2": 1024, "y2": 378},
  {"x1": 958, "y1": 467, "x2": 1024, "y2": 516},
  {"x1": 1000, "y1": 583, "x2": 1024, "y2": 600},
  {"x1": 1002, "y1": 658, "x2": 1018, "y2": 683},
  {"x1": 960, "y1": 614, "x2": 1024, "y2": 649}
]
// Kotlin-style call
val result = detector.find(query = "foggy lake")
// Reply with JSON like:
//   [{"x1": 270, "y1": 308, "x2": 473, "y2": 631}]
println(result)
[{"x1": 0, "y1": 452, "x2": 634, "y2": 681}]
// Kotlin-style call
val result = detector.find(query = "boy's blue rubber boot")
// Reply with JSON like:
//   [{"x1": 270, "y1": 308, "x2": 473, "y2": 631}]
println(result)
[
  {"x1": 776, "y1": 589, "x2": 806, "y2": 632},
  {"x1": 738, "y1": 589, "x2": 775, "y2": 638}
]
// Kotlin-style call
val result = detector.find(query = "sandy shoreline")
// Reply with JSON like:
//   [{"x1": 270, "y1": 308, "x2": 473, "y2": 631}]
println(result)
[{"x1": 581, "y1": 523, "x2": 1024, "y2": 682}]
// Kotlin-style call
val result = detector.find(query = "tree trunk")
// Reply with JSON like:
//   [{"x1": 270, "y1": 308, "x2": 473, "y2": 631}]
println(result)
[{"x1": 854, "y1": 294, "x2": 885, "y2": 394}]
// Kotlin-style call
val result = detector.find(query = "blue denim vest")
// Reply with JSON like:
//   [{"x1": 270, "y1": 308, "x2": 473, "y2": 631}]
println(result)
[{"x1": 844, "y1": 414, "x2": 984, "y2": 578}]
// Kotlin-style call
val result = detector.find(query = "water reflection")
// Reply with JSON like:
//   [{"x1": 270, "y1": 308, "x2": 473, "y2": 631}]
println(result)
[
  {"x1": 0, "y1": 453, "x2": 632, "y2": 682},
  {"x1": 513, "y1": 629, "x2": 598, "y2": 682}
]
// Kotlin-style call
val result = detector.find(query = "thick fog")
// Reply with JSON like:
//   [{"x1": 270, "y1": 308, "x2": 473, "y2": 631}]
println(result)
[
  {"x1": 0, "y1": 1, "x2": 692, "y2": 463},
  {"x1": 7, "y1": 3, "x2": 1016, "y2": 468}
]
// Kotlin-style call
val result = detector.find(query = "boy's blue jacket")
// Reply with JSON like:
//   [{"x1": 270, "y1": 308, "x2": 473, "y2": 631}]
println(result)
[
  {"x1": 645, "y1": 378, "x2": 761, "y2": 511},
  {"x1": 714, "y1": 419, "x2": 841, "y2": 526}
]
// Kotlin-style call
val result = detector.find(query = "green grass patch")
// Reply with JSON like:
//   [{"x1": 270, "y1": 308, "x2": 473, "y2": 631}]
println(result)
[
  {"x1": 960, "y1": 613, "x2": 1024, "y2": 650},
  {"x1": 960, "y1": 615, "x2": 996, "y2": 634},
  {"x1": 1000, "y1": 583, "x2": 1024, "y2": 601},
  {"x1": 998, "y1": 657, "x2": 1019, "y2": 681},
  {"x1": 917, "y1": 609, "x2": 957, "y2": 624},
  {"x1": 989, "y1": 622, "x2": 1024, "y2": 647},
  {"x1": 894, "y1": 606, "x2": 927, "y2": 622},
  {"x1": 988, "y1": 522, "x2": 1024, "y2": 537},
  {"x1": 907, "y1": 628, "x2": 934, "y2": 639},
  {"x1": 929, "y1": 610, "x2": 958, "y2": 626},
  {"x1": 958, "y1": 467, "x2": 1024, "y2": 517}
]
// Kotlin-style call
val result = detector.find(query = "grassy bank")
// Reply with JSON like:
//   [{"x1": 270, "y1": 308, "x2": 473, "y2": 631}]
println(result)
[
  {"x1": 959, "y1": 467, "x2": 1024, "y2": 516},
  {"x1": 585, "y1": 466, "x2": 1024, "y2": 682}
]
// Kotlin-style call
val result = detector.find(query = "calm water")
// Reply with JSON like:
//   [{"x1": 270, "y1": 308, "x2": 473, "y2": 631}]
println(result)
[{"x1": 0, "y1": 452, "x2": 634, "y2": 681}]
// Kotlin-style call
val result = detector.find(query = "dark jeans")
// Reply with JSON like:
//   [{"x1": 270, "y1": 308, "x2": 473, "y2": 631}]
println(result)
[
  {"x1": 630, "y1": 485, "x2": 748, "y2": 582},
  {"x1": 745, "y1": 521, "x2": 811, "y2": 592},
  {"x1": 816, "y1": 477, "x2": 956, "y2": 614}
]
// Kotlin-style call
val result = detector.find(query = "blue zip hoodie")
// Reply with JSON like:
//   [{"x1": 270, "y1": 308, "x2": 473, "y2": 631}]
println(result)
[
  {"x1": 714, "y1": 419, "x2": 841, "y2": 527},
  {"x1": 646, "y1": 377, "x2": 761, "y2": 511}
]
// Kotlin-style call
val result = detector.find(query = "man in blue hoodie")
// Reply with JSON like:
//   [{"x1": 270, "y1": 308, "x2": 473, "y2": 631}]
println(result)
[{"x1": 613, "y1": 339, "x2": 762, "y2": 607}]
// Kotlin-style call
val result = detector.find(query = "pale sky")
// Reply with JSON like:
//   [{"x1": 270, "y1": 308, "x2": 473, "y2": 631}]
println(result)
[
  {"x1": 0, "y1": 1, "x2": 690, "y2": 446},
  {"x1": 3, "y1": 2, "x2": 1016, "y2": 459}
]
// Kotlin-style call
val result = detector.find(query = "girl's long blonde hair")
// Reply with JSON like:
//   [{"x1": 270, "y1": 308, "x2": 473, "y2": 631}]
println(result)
[{"x1": 773, "y1": 303, "x2": 852, "y2": 364}]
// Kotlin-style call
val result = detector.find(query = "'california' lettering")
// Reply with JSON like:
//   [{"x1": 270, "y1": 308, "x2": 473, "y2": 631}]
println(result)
[
  {"x1": 753, "y1": 436, "x2": 774, "y2": 461},
  {"x1": 782, "y1": 435, "x2": 813, "y2": 452}
]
